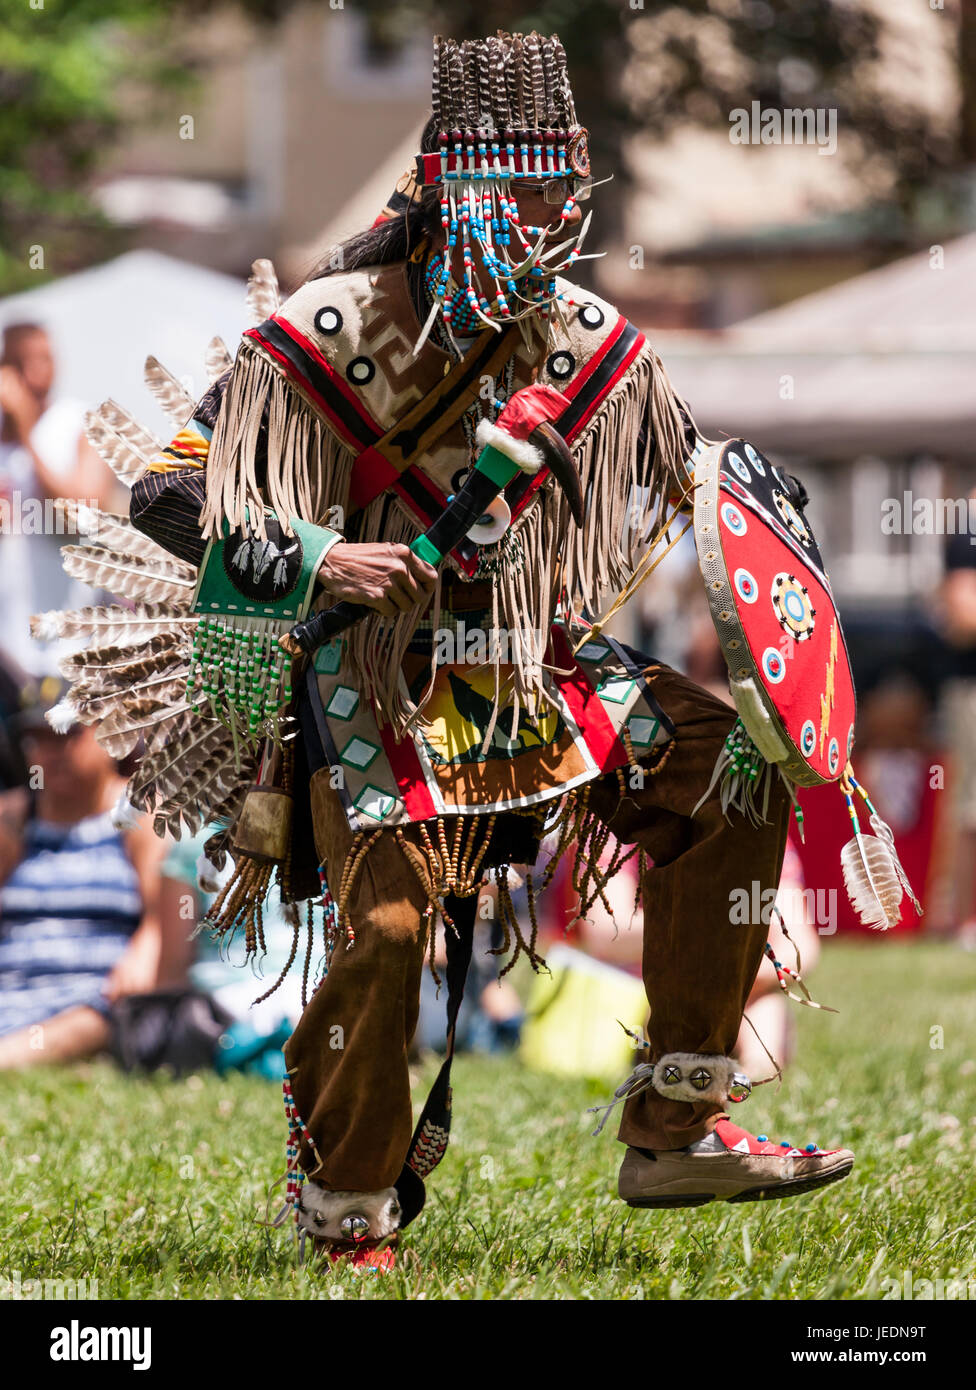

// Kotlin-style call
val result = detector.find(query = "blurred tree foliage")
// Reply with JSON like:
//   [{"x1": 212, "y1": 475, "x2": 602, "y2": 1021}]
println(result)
[
  {"x1": 387, "y1": 0, "x2": 960, "y2": 241},
  {"x1": 0, "y1": 0, "x2": 964, "y2": 294},
  {"x1": 0, "y1": 0, "x2": 288, "y2": 292}
]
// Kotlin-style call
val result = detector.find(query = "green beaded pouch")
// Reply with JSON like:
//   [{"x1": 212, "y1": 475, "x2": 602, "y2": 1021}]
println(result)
[{"x1": 187, "y1": 512, "x2": 342, "y2": 753}]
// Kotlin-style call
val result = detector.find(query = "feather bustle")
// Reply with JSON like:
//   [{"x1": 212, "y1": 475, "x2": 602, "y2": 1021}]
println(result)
[
  {"x1": 54, "y1": 501, "x2": 192, "y2": 572},
  {"x1": 84, "y1": 411, "x2": 150, "y2": 487},
  {"x1": 96, "y1": 699, "x2": 192, "y2": 759},
  {"x1": 97, "y1": 400, "x2": 163, "y2": 462},
  {"x1": 206, "y1": 337, "x2": 233, "y2": 382},
  {"x1": 246, "y1": 258, "x2": 280, "y2": 325},
  {"x1": 144, "y1": 355, "x2": 196, "y2": 428},
  {"x1": 60, "y1": 547, "x2": 195, "y2": 605},
  {"x1": 31, "y1": 602, "x2": 195, "y2": 648}
]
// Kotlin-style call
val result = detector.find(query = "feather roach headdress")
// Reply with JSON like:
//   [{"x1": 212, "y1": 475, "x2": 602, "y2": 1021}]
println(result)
[{"x1": 411, "y1": 30, "x2": 598, "y2": 353}]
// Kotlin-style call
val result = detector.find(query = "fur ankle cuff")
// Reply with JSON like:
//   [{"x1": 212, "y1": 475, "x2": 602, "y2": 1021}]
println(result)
[
  {"x1": 296, "y1": 1185, "x2": 401, "y2": 1243},
  {"x1": 651, "y1": 1053, "x2": 752, "y2": 1105}
]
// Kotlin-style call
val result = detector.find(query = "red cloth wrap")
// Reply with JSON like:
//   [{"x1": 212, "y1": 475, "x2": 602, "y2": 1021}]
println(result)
[{"x1": 495, "y1": 384, "x2": 571, "y2": 441}]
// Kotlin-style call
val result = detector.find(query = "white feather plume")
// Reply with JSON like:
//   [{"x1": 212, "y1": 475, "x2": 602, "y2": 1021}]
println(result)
[
  {"x1": 46, "y1": 699, "x2": 77, "y2": 734},
  {"x1": 31, "y1": 610, "x2": 66, "y2": 642},
  {"x1": 111, "y1": 791, "x2": 142, "y2": 830},
  {"x1": 840, "y1": 832, "x2": 905, "y2": 930}
]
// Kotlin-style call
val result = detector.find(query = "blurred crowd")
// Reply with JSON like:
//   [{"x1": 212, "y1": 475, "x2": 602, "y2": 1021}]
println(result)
[{"x1": 0, "y1": 316, "x2": 974, "y2": 1088}]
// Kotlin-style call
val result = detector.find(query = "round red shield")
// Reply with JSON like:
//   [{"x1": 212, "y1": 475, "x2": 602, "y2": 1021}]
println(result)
[{"x1": 693, "y1": 439, "x2": 856, "y2": 786}]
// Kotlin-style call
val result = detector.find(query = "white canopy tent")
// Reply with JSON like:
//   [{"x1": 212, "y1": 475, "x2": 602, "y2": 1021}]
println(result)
[{"x1": 0, "y1": 250, "x2": 251, "y2": 439}]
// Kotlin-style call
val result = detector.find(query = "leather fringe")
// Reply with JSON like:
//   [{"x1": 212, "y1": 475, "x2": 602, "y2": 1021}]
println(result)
[{"x1": 200, "y1": 334, "x2": 702, "y2": 744}]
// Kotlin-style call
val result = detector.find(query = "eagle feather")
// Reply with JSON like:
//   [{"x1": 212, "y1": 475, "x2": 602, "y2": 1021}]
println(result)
[
  {"x1": 246, "y1": 258, "x2": 280, "y2": 325},
  {"x1": 144, "y1": 355, "x2": 196, "y2": 428},
  {"x1": 840, "y1": 832, "x2": 905, "y2": 930},
  {"x1": 60, "y1": 547, "x2": 196, "y2": 606}
]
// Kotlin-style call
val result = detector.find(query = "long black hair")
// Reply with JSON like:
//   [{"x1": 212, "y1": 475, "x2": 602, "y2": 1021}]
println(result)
[{"x1": 309, "y1": 116, "x2": 442, "y2": 280}]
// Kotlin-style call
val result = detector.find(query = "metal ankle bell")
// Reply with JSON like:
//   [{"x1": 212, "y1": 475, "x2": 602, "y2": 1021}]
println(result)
[
  {"x1": 729, "y1": 1072, "x2": 752, "y2": 1103},
  {"x1": 340, "y1": 1214, "x2": 371, "y2": 1243}
]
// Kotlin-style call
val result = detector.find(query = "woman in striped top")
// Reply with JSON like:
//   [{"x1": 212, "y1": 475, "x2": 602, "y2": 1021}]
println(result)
[{"x1": 0, "y1": 689, "x2": 173, "y2": 1067}]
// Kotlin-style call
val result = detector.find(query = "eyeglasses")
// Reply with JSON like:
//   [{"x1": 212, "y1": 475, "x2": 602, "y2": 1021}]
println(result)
[{"x1": 509, "y1": 177, "x2": 592, "y2": 205}]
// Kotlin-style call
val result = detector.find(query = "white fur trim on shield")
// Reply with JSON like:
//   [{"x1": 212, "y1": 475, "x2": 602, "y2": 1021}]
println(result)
[
  {"x1": 651, "y1": 1052, "x2": 750, "y2": 1105},
  {"x1": 730, "y1": 676, "x2": 790, "y2": 763},
  {"x1": 474, "y1": 418, "x2": 544, "y2": 474}
]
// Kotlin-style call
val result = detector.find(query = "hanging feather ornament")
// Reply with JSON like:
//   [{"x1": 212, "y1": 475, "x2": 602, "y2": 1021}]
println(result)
[
  {"x1": 30, "y1": 257, "x2": 285, "y2": 853},
  {"x1": 845, "y1": 767, "x2": 923, "y2": 928},
  {"x1": 839, "y1": 768, "x2": 922, "y2": 928}
]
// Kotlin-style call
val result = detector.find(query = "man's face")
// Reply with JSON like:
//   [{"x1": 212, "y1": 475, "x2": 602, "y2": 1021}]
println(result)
[
  {"x1": 508, "y1": 179, "x2": 584, "y2": 238},
  {"x1": 13, "y1": 330, "x2": 56, "y2": 401},
  {"x1": 22, "y1": 724, "x2": 110, "y2": 802}
]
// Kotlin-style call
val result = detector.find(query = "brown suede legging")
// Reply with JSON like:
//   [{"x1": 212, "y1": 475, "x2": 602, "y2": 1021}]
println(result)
[{"x1": 284, "y1": 661, "x2": 791, "y2": 1192}]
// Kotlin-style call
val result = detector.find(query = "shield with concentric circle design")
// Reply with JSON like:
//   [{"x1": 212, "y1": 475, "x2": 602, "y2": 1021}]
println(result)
[{"x1": 693, "y1": 439, "x2": 856, "y2": 786}]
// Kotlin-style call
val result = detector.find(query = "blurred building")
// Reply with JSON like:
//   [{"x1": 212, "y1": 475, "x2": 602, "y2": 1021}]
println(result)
[
  {"x1": 657, "y1": 233, "x2": 976, "y2": 620},
  {"x1": 95, "y1": 5, "x2": 430, "y2": 289},
  {"x1": 89, "y1": 0, "x2": 963, "y2": 312}
]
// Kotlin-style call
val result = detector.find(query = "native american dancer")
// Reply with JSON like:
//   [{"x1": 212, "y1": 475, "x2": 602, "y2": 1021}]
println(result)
[{"x1": 34, "y1": 30, "x2": 919, "y2": 1267}]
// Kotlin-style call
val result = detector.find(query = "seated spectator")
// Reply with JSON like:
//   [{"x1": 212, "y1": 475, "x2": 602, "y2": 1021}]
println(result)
[{"x1": 0, "y1": 680, "x2": 173, "y2": 1067}]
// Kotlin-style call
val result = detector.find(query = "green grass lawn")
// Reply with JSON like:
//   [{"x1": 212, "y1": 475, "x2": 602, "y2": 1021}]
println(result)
[{"x1": 1, "y1": 941, "x2": 974, "y2": 1301}]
